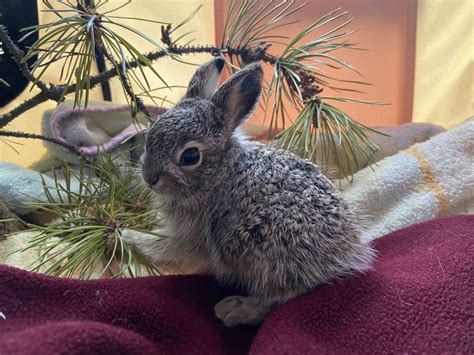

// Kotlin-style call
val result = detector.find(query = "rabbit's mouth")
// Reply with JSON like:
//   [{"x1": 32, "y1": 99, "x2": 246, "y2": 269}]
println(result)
[
  {"x1": 148, "y1": 176, "x2": 178, "y2": 198},
  {"x1": 148, "y1": 177, "x2": 166, "y2": 193}
]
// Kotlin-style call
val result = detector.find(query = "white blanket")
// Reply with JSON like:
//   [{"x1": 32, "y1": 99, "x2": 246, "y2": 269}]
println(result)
[{"x1": 342, "y1": 117, "x2": 474, "y2": 242}]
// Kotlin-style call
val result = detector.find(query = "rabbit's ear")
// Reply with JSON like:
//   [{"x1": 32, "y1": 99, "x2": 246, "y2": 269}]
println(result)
[
  {"x1": 211, "y1": 63, "x2": 263, "y2": 132},
  {"x1": 185, "y1": 57, "x2": 225, "y2": 99}
]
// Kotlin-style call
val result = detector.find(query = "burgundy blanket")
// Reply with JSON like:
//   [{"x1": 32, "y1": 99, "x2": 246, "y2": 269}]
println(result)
[{"x1": 0, "y1": 215, "x2": 473, "y2": 354}]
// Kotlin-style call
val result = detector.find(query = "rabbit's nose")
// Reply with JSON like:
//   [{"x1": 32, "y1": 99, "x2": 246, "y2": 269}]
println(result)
[
  {"x1": 142, "y1": 164, "x2": 160, "y2": 187},
  {"x1": 143, "y1": 171, "x2": 159, "y2": 187},
  {"x1": 148, "y1": 176, "x2": 159, "y2": 187}
]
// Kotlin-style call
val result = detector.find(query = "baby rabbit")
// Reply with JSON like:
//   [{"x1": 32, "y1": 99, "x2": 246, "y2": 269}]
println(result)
[{"x1": 127, "y1": 57, "x2": 374, "y2": 327}]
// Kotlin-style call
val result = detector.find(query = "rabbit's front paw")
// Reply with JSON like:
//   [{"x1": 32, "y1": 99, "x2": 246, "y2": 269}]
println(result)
[
  {"x1": 214, "y1": 295, "x2": 271, "y2": 327},
  {"x1": 120, "y1": 228, "x2": 165, "y2": 264}
]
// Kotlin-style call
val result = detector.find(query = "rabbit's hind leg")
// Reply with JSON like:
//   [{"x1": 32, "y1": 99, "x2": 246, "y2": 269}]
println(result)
[
  {"x1": 214, "y1": 295, "x2": 272, "y2": 327},
  {"x1": 214, "y1": 286, "x2": 309, "y2": 327}
]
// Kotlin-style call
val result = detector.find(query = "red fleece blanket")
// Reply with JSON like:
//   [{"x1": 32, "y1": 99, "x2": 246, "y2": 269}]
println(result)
[{"x1": 0, "y1": 215, "x2": 473, "y2": 354}]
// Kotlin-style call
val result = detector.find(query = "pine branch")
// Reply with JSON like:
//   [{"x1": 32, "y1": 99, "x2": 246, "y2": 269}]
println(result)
[
  {"x1": 94, "y1": 37, "x2": 152, "y2": 118},
  {"x1": 0, "y1": 40, "x2": 269, "y2": 129},
  {"x1": 19, "y1": 154, "x2": 163, "y2": 279},
  {"x1": 0, "y1": 92, "x2": 48, "y2": 127},
  {"x1": 0, "y1": 25, "x2": 49, "y2": 93},
  {"x1": 0, "y1": 0, "x2": 384, "y2": 179},
  {"x1": 0, "y1": 0, "x2": 280, "y2": 140},
  {"x1": 0, "y1": 129, "x2": 86, "y2": 157}
]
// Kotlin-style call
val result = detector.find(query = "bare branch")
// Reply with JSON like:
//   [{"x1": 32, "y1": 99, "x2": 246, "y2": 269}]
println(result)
[
  {"x1": 95, "y1": 41, "x2": 152, "y2": 118},
  {"x1": 0, "y1": 25, "x2": 50, "y2": 93},
  {"x1": 0, "y1": 129, "x2": 87, "y2": 158},
  {"x1": 0, "y1": 92, "x2": 48, "y2": 128},
  {"x1": 0, "y1": 17, "x2": 276, "y2": 155}
]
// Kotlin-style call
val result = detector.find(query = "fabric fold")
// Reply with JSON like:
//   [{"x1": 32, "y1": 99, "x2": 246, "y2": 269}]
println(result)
[{"x1": 1, "y1": 215, "x2": 472, "y2": 354}]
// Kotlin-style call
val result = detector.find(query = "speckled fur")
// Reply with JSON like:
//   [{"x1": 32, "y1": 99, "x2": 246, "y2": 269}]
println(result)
[{"x1": 129, "y1": 58, "x2": 375, "y2": 326}]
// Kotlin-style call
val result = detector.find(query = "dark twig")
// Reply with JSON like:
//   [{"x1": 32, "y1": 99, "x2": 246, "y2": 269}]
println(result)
[
  {"x1": 0, "y1": 43, "x2": 266, "y2": 130},
  {"x1": 0, "y1": 130, "x2": 86, "y2": 157},
  {"x1": 0, "y1": 25, "x2": 49, "y2": 93},
  {"x1": 96, "y1": 42, "x2": 152, "y2": 118},
  {"x1": 161, "y1": 25, "x2": 173, "y2": 46},
  {"x1": 0, "y1": 20, "x2": 279, "y2": 154},
  {"x1": 0, "y1": 92, "x2": 48, "y2": 128}
]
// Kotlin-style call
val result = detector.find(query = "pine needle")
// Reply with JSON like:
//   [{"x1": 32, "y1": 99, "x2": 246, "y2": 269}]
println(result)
[
  {"x1": 21, "y1": 0, "x2": 170, "y2": 108},
  {"x1": 18, "y1": 154, "x2": 164, "y2": 279}
]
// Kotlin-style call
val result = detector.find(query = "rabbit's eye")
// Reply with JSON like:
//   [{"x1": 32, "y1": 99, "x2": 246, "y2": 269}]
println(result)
[{"x1": 179, "y1": 147, "x2": 201, "y2": 166}]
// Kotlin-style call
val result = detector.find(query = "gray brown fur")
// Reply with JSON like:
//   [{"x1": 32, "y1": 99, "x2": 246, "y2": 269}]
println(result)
[{"x1": 127, "y1": 58, "x2": 375, "y2": 327}]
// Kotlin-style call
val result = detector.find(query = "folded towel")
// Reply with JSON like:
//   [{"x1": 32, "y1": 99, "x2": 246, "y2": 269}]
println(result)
[
  {"x1": 42, "y1": 100, "x2": 166, "y2": 164},
  {"x1": 1, "y1": 215, "x2": 472, "y2": 354},
  {"x1": 0, "y1": 101, "x2": 165, "y2": 216},
  {"x1": 342, "y1": 117, "x2": 474, "y2": 241}
]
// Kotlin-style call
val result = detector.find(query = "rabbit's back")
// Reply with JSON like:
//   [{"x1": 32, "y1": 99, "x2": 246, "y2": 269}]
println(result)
[{"x1": 207, "y1": 143, "x2": 374, "y2": 300}]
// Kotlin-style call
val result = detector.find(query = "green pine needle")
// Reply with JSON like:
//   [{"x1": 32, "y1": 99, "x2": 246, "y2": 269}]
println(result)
[
  {"x1": 20, "y1": 0, "x2": 171, "y2": 108},
  {"x1": 18, "y1": 154, "x2": 163, "y2": 279},
  {"x1": 276, "y1": 99, "x2": 388, "y2": 179},
  {"x1": 223, "y1": 1, "x2": 387, "y2": 178}
]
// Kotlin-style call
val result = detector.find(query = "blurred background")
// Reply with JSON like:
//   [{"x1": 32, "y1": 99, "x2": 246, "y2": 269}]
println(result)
[{"x1": 1, "y1": 0, "x2": 473, "y2": 166}]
